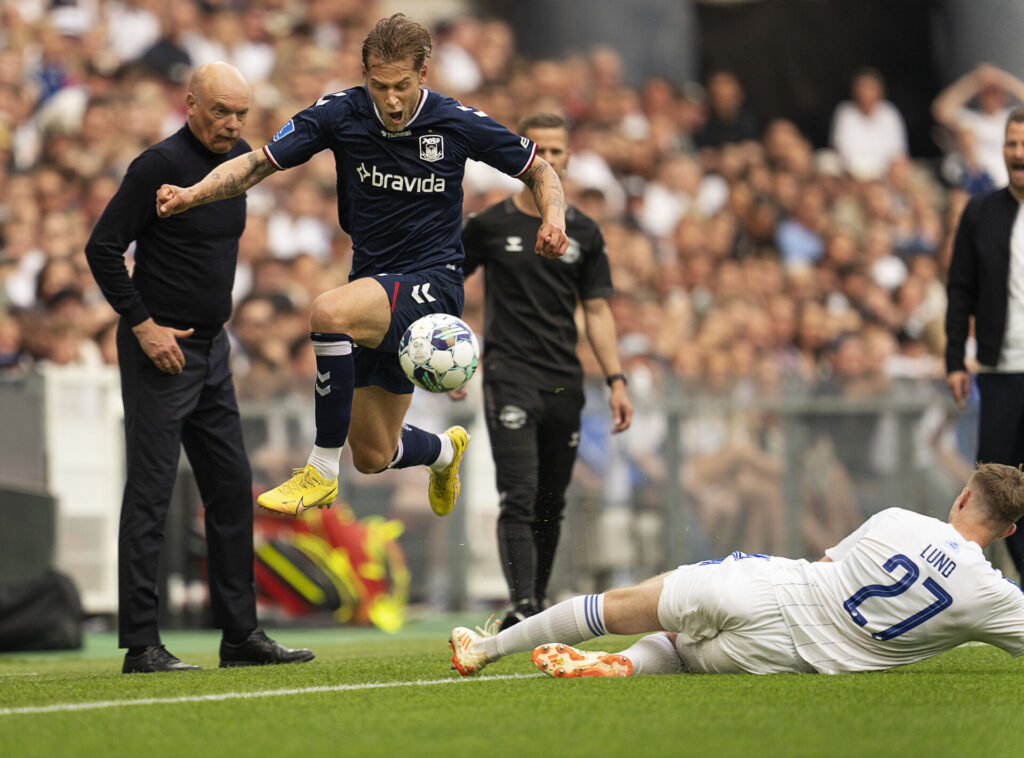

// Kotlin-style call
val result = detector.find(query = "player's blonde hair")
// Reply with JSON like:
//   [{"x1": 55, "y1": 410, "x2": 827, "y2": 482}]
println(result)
[
  {"x1": 362, "y1": 13, "x2": 432, "y2": 71},
  {"x1": 969, "y1": 462, "x2": 1024, "y2": 527}
]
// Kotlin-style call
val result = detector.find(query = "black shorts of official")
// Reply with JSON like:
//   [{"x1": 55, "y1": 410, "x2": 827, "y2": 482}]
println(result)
[
  {"x1": 115, "y1": 321, "x2": 256, "y2": 647},
  {"x1": 976, "y1": 372, "x2": 1024, "y2": 577},
  {"x1": 354, "y1": 267, "x2": 465, "y2": 394},
  {"x1": 483, "y1": 379, "x2": 585, "y2": 525}
]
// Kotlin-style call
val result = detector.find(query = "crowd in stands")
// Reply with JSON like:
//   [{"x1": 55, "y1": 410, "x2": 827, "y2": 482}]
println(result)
[{"x1": 1, "y1": 1, "x2": 1019, "y2": 563}]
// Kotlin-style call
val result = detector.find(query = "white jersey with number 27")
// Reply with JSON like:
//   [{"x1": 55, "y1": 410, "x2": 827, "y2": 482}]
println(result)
[{"x1": 769, "y1": 507, "x2": 1024, "y2": 673}]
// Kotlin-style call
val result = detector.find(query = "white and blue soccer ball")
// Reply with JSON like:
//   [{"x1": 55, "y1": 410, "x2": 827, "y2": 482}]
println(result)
[{"x1": 398, "y1": 313, "x2": 480, "y2": 392}]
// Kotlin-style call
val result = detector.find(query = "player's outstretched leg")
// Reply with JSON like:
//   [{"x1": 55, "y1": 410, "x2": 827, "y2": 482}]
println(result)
[
  {"x1": 429, "y1": 425, "x2": 469, "y2": 516},
  {"x1": 448, "y1": 593, "x2": 613, "y2": 676},
  {"x1": 532, "y1": 644, "x2": 633, "y2": 678},
  {"x1": 449, "y1": 615, "x2": 500, "y2": 676},
  {"x1": 257, "y1": 465, "x2": 338, "y2": 517}
]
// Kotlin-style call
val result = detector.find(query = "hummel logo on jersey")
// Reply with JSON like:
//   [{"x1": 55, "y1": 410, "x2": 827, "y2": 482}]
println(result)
[
  {"x1": 419, "y1": 134, "x2": 444, "y2": 162},
  {"x1": 505, "y1": 236, "x2": 524, "y2": 252},
  {"x1": 356, "y1": 162, "x2": 446, "y2": 193}
]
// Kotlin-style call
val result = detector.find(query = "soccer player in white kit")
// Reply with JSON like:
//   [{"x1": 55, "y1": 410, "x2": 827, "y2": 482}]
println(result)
[{"x1": 450, "y1": 462, "x2": 1024, "y2": 678}]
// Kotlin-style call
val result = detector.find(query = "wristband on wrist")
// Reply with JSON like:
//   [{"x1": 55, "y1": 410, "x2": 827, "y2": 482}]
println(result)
[{"x1": 606, "y1": 373, "x2": 628, "y2": 388}]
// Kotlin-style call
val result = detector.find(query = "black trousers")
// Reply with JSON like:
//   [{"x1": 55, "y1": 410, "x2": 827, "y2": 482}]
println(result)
[
  {"x1": 976, "y1": 372, "x2": 1024, "y2": 577},
  {"x1": 116, "y1": 322, "x2": 256, "y2": 648},
  {"x1": 484, "y1": 380, "x2": 585, "y2": 607}
]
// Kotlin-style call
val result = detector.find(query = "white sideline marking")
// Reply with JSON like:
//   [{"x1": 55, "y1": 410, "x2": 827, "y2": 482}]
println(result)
[{"x1": 0, "y1": 673, "x2": 543, "y2": 717}]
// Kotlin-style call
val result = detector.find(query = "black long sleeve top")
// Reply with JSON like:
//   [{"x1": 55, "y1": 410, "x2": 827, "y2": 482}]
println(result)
[
  {"x1": 85, "y1": 125, "x2": 250, "y2": 338},
  {"x1": 945, "y1": 187, "x2": 1020, "y2": 373}
]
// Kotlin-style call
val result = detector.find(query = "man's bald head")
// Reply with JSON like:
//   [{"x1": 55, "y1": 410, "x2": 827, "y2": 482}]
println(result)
[{"x1": 186, "y1": 62, "x2": 251, "y2": 154}]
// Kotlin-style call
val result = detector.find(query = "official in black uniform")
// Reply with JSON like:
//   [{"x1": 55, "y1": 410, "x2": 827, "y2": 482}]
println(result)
[
  {"x1": 946, "y1": 106, "x2": 1024, "y2": 581},
  {"x1": 85, "y1": 62, "x2": 313, "y2": 672},
  {"x1": 461, "y1": 112, "x2": 633, "y2": 627}
]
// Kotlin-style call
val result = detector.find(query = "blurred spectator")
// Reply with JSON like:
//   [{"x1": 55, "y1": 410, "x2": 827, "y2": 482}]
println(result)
[
  {"x1": 140, "y1": 0, "x2": 200, "y2": 86},
  {"x1": 105, "y1": 0, "x2": 161, "y2": 64},
  {"x1": 0, "y1": 308, "x2": 25, "y2": 372},
  {"x1": 266, "y1": 177, "x2": 332, "y2": 261},
  {"x1": 932, "y1": 63, "x2": 1024, "y2": 188},
  {"x1": 432, "y1": 16, "x2": 482, "y2": 95},
  {"x1": 940, "y1": 124, "x2": 997, "y2": 195},
  {"x1": 830, "y1": 67, "x2": 908, "y2": 181},
  {"x1": 775, "y1": 183, "x2": 827, "y2": 267},
  {"x1": 694, "y1": 70, "x2": 760, "y2": 156},
  {"x1": 637, "y1": 153, "x2": 727, "y2": 239}
]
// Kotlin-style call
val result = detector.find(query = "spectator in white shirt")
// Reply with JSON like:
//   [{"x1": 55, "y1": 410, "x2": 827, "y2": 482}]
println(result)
[{"x1": 831, "y1": 67, "x2": 908, "y2": 181}]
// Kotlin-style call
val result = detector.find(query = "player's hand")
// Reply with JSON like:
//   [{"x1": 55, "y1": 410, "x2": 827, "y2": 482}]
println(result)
[
  {"x1": 535, "y1": 223, "x2": 569, "y2": 259},
  {"x1": 448, "y1": 386, "x2": 468, "y2": 401},
  {"x1": 609, "y1": 384, "x2": 633, "y2": 433},
  {"x1": 156, "y1": 184, "x2": 196, "y2": 218},
  {"x1": 946, "y1": 370, "x2": 971, "y2": 409},
  {"x1": 132, "y1": 318, "x2": 194, "y2": 374}
]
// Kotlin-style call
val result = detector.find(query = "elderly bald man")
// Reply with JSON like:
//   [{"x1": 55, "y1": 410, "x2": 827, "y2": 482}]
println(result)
[{"x1": 85, "y1": 62, "x2": 314, "y2": 673}]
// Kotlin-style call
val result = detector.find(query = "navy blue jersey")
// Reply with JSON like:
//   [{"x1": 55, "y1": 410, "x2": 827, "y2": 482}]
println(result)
[{"x1": 264, "y1": 86, "x2": 536, "y2": 278}]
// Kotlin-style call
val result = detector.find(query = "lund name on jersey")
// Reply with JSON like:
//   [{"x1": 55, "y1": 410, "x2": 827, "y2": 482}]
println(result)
[{"x1": 356, "y1": 162, "x2": 446, "y2": 193}]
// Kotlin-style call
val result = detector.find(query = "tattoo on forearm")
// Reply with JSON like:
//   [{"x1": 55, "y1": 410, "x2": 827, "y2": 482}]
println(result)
[
  {"x1": 195, "y1": 152, "x2": 274, "y2": 204},
  {"x1": 525, "y1": 160, "x2": 566, "y2": 215}
]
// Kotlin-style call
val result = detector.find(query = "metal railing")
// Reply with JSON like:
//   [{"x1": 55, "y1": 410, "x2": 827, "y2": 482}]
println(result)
[{"x1": 1, "y1": 367, "x2": 985, "y2": 615}]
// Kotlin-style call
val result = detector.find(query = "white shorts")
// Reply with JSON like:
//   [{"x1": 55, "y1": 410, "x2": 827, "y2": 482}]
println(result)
[{"x1": 657, "y1": 553, "x2": 816, "y2": 675}]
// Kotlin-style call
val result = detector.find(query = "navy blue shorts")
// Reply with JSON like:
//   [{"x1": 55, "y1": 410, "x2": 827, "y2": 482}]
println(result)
[{"x1": 354, "y1": 267, "x2": 465, "y2": 394}]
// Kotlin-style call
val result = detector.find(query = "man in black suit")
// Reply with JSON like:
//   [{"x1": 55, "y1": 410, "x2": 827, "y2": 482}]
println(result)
[
  {"x1": 86, "y1": 62, "x2": 314, "y2": 673},
  {"x1": 946, "y1": 106, "x2": 1024, "y2": 580}
]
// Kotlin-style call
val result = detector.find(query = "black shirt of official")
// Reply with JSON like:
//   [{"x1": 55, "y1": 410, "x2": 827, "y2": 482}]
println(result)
[
  {"x1": 462, "y1": 199, "x2": 614, "y2": 391},
  {"x1": 946, "y1": 187, "x2": 1021, "y2": 372},
  {"x1": 85, "y1": 125, "x2": 249, "y2": 337}
]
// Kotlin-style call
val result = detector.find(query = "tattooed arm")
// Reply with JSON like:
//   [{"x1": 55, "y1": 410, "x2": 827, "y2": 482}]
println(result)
[
  {"x1": 521, "y1": 157, "x2": 569, "y2": 258},
  {"x1": 155, "y1": 149, "x2": 277, "y2": 218}
]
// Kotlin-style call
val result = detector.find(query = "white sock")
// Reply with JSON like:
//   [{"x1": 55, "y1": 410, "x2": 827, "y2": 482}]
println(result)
[
  {"x1": 307, "y1": 446, "x2": 342, "y2": 480},
  {"x1": 427, "y1": 432, "x2": 454, "y2": 472},
  {"x1": 479, "y1": 594, "x2": 606, "y2": 661},
  {"x1": 620, "y1": 634, "x2": 684, "y2": 676}
]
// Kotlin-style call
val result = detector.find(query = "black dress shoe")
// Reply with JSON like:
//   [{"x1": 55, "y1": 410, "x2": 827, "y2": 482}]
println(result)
[
  {"x1": 219, "y1": 629, "x2": 315, "y2": 668},
  {"x1": 123, "y1": 645, "x2": 202, "y2": 674}
]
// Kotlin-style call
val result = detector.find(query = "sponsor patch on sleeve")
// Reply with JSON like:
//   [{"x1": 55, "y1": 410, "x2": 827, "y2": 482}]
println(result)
[{"x1": 272, "y1": 120, "x2": 295, "y2": 142}]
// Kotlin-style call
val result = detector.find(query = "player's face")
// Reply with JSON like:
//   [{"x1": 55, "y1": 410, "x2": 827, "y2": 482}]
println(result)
[
  {"x1": 364, "y1": 55, "x2": 427, "y2": 132},
  {"x1": 1004, "y1": 121, "x2": 1024, "y2": 194},
  {"x1": 187, "y1": 80, "x2": 250, "y2": 154},
  {"x1": 524, "y1": 126, "x2": 570, "y2": 178}
]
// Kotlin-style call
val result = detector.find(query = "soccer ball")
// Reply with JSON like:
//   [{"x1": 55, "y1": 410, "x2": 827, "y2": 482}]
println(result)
[{"x1": 398, "y1": 314, "x2": 479, "y2": 392}]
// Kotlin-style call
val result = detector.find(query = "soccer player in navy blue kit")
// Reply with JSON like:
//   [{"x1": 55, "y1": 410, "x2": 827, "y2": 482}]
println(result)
[
  {"x1": 460, "y1": 113, "x2": 633, "y2": 627},
  {"x1": 155, "y1": 15, "x2": 569, "y2": 519},
  {"x1": 86, "y1": 62, "x2": 314, "y2": 673}
]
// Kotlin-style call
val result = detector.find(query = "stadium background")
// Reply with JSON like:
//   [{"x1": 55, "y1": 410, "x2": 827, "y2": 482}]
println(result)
[{"x1": 1, "y1": 0, "x2": 1023, "y2": 630}]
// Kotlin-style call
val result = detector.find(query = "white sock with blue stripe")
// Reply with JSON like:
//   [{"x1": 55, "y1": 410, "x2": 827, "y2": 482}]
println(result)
[
  {"x1": 621, "y1": 633, "x2": 684, "y2": 676},
  {"x1": 484, "y1": 594, "x2": 606, "y2": 660}
]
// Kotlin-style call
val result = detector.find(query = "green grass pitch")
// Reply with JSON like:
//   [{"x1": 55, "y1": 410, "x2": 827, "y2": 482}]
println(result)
[{"x1": 2, "y1": 614, "x2": 1022, "y2": 758}]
